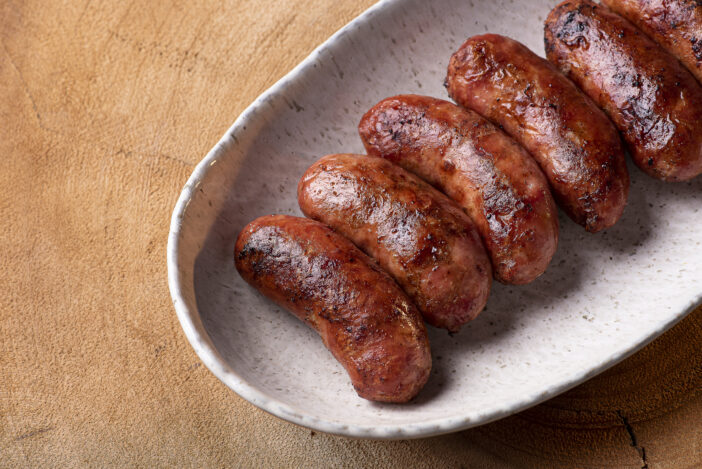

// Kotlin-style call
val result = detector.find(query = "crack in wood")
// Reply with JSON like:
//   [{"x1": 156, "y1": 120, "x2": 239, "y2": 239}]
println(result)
[
  {"x1": 616, "y1": 410, "x2": 649, "y2": 469},
  {"x1": 14, "y1": 427, "x2": 53, "y2": 442},
  {"x1": 1, "y1": 39, "x2": 62, "y2": 137},
  {"x1": 113, "y1": 147, "x2": 193, "y2": 168}
]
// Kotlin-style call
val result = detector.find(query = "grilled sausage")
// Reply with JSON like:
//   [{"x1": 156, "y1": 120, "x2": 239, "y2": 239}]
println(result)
[
  {"x1": 446, "y1": 34, "x2": 629, "y2": 232},
  {"x1": 359, "y1": 95, "x2": 558, "y2": 285},
  {"x1": 601, "y1": 0, "x2": 702, "y2": 83},
  {"x1": 298, "y1": 154, "x2": 492, "y2": 332},
  {"x1": 545, "y1": 0, "x2": 702, "y2": 181},
  {"x1": 235, "y1": 215, "x2": 431, "y2": 403}
]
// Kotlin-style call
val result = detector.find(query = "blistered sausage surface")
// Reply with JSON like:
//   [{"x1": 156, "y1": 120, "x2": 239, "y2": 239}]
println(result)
[
  {"x1": 298, "y1": 154, "x2": 492, "y2": 331},
  {"x1": 235, "y1": 215, "x2": 431, "y2": 403},
  {"x1": 446, "y1": 34, "x2": 629, "y2": 231},
  {"x1": 359, "y1": 95, "x2": 558, "y2": 284},
  {"x1": 545, "y1": 0, "x2": 702, "y2": 181}
]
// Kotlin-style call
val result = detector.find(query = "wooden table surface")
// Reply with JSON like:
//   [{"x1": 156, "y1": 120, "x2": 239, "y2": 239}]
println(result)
[{"x1": 1, "y1": 0, "x2": 700, "y2": 467}]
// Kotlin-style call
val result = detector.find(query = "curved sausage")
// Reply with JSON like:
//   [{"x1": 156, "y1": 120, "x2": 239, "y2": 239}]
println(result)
[
  {"x1": 358, "y1": 95, "x2": 558, "y2": 285},
  {"x1": 235, "y1": 215, "x2": 431, "y2": 403},
  {"x1": 298, "y1": 154, "x2": 492, "y2": 332},
  {"x1": 446, "y1": 34, "x2": 629, "y2": 232},
  {"x1": 545, "y1": 0, "x2": 702, "y2": 181},
  {"x1": 601, "y1": 0, "x2": 702, "y2": 83}
]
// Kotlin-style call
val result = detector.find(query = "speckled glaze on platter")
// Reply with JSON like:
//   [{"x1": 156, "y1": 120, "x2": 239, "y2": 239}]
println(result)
[{"x1": 167, "y1": 0, "x2": 702, "y2": 439}]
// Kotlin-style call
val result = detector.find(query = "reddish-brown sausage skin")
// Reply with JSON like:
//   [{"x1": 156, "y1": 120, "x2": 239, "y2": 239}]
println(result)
[
  {"x1": 235, "y1": 215, "x2": 431, "y2": 403},
  {"x1": 298, "y1": 154, "x2": 492, "y2": 332},
  {"x1": 545, "y1": 0, "x2": 702, "y2": 181},
  {"x1": 446, "y1": 34, "x2": 629, "y2": 232},
  {"x1": 359, "y1": 95, "x2": 558, "y2": 285},
  {"x1": 601, "y1": 0, "x2": 702, "y2": 83}
]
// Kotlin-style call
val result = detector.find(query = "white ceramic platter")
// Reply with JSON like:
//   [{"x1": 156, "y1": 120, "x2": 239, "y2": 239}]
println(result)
[{"x1": 167, "y1": 0, "x2": 702, "y2": 439}]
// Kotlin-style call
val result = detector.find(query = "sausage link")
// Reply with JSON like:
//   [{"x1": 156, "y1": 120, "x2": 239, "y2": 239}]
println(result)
[
  {"x1": 235, "y1": 215, "x2": 431, "y2": 403},
  {"x1": 545, "y1": 0, "x2": 702, "y2": 181},
  {"x1": 298, "y1": 154, "x2": 492, "y2": 332},
  {"x1": 359, "y1": 95, "x2": 558, "y2": 285},
  {"x1": 601, "y1": 0, "x2": 702, "y2": 83},
  {"x1": 446, "y1": 34, "x2": 629, "y2": 232}
]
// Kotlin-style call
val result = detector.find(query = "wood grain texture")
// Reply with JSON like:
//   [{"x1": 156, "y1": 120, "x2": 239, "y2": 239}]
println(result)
[{"x1": 0, "y1": 0, "x2": 699, "y2": 467}]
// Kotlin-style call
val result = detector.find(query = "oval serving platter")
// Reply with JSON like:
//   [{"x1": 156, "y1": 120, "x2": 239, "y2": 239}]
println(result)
[{"x1": 167, "y1": 0, "x2": 702, "y2": 439}]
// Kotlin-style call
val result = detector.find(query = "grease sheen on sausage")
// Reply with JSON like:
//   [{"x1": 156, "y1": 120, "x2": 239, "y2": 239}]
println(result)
[
  {"x1": 359, "y1": 95, "x2": 558, "y2": 285},
  {"x1": 545, "y1": 0, "x2": 702, "y2": 181},
  {"x1": 235, "y1": 215, "x2": 431, "y2": 403},
  {"x1": 298, "y1": 154, "x2": 492, "y2": 332},
  {"x1": 446, "y1": 34, "x2": 629, "y2": 232},
  {"x1": 601, "y1": 0, "x2": 702, "y2": 83}
]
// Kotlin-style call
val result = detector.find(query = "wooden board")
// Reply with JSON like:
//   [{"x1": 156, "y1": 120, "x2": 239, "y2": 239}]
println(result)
[{"x1": 1, "y1": 0, "x2": 699, "y2": 467}]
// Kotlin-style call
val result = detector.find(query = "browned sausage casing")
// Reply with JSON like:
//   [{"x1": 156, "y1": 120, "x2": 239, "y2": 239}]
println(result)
[
  {"x1": 446, "y1": 34, "x2": 629, "y2": 232},
  {"x1": 298, "y1": 154, "x2": 492, "y2": 332},
  {"x1": 545, "y1": 0, "x2": 702, "y2": 181},
  {"x1": 359, "y1": 95, "x2": 558, "y2": 285},
  {"x1": 601, "y1": 0, "x2": 702, "y2": 83},
  {"x1": 235, "y1": 215, "x2": 431, "y2": 403}
]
